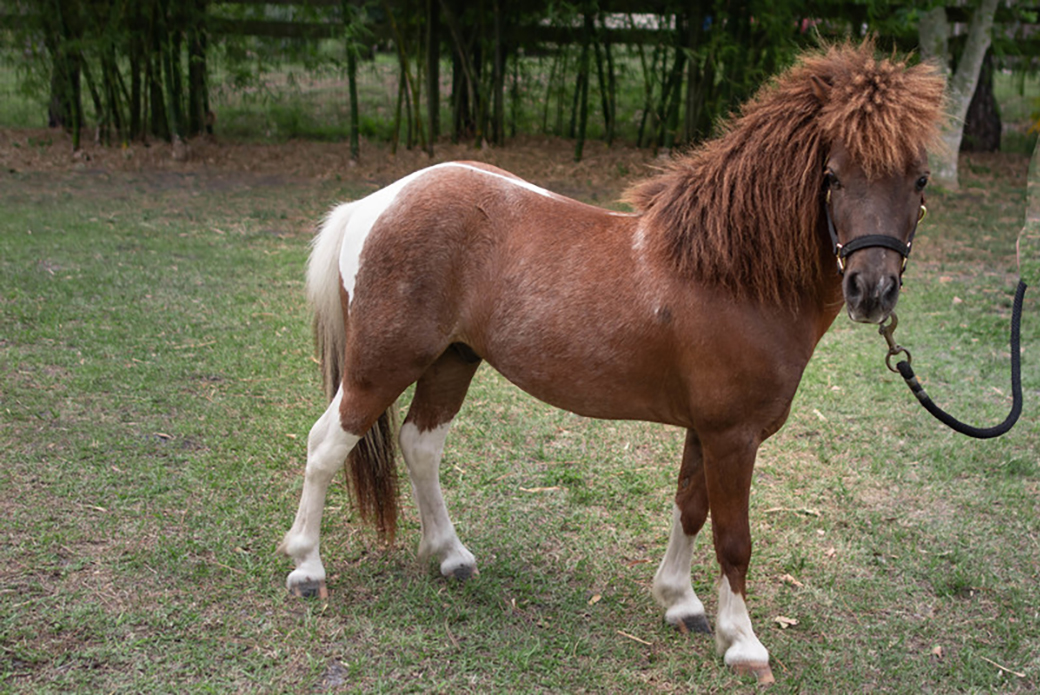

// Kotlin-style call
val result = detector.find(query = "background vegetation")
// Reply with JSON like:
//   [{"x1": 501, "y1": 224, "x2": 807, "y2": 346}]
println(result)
[{"x1": 1, "y1": 0, "x2": 1038, "y2": 159}]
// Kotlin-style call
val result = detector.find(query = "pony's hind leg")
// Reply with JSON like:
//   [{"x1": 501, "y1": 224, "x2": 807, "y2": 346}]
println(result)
[
  {"x1": 400, "y1": 345, "x2": 482, "y2": 580},
  {"x1": 653, "y1": 430, "x2": 711, "y2": 634},
  {"x1": 278, "y1": 388, "x2": 360, "y2": 597}
]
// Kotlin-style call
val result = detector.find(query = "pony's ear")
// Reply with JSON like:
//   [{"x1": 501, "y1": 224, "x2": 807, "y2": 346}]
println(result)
[{"x1": 810, "y1": 75, "x2": 832, "y2": 104}]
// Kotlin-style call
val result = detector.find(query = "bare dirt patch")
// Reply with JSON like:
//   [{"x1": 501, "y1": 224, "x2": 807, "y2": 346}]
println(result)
[{"x1": 0, "y1": 128, "x2": 659, "y2": 203}]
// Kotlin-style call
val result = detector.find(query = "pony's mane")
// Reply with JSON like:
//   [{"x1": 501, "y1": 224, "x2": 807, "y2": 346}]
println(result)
[{"x1": 624, "y1": 40, "x2": 945, "y2": 305}]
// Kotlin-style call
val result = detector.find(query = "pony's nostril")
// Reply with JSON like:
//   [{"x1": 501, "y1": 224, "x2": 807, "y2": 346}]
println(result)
[
  {"x1": 844, "y1": 271, "x2": 864, "y2": 301},
  {"x1": 881, "y1": 275, "x2": 900, "y2": 305}
]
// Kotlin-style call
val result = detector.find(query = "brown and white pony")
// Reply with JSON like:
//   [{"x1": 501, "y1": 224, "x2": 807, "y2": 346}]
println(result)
[{"x1": 278, "y1": 43, "x2": 945, "y2": 682}]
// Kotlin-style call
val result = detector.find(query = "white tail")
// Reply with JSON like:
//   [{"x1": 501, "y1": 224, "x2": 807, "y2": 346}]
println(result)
[{"x1": 307, "y1": 203, "x2": 357, "y2": 402}]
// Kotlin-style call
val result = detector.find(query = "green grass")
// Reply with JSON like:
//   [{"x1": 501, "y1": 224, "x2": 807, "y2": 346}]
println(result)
[
  {"x1": 0, "y1": 55, "x2": 45, "y2": 129},
  {"x1": 1, "y1": 154, "x2": 1038, "y2": 692},
  {"x1": 994, "y1": 72, "x2": 1040, "y2": 155}
]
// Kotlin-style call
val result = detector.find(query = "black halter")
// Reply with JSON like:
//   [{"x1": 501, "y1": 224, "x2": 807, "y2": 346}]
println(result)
[{"x1": 824, "y1": 188, "x2": 924, "y2": 276}]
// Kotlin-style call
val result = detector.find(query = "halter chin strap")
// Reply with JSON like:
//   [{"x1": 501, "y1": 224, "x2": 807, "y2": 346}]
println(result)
[{"x1": 824, "y1": 188, "x2": 925, "y2": 276}]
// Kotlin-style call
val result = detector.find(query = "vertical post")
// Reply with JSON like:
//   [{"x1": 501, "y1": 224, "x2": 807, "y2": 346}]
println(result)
[
  {"x1": 492, "y1": 0, "x2": 503, "y2": 144},
  {"x1": 342, "y1": 0, "x2": 361, "y2": 162},
  {"x1": 573, "y1": 9, "x2": 591, "y2": 161},
  {"x1": 661, "y1": 12, "x2": 687, "y2": 151},
  {"x1": 425, "y1": 0, "x2": 439, "y2": 150},
  {"x1": 187, "y1": 0, "x2": 208, "y2": 136}
]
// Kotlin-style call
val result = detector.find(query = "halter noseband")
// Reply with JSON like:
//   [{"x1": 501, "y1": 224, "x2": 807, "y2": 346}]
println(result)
[{"x1": 824, "y1": 187, "x2": 925, "y2": 276}]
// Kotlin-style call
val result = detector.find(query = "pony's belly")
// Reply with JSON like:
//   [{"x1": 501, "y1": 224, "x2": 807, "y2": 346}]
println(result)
[{"x1": 482, "y1": 355, "x2": 686, "y2": 426}]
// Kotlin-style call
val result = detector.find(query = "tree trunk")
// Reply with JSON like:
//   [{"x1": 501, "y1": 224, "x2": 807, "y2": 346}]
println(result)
[
  {"x1": 593, "y1": 13, "x2": 615, "y2": 146},
  {"x1": 961, "y1": 48, "x2": 1001, "y2": 152},
  {"x1": 187, "y1": 0, "x2": 208, "y2": 137},
  {"x1": 347, "y1": 40, "x2": 360, "y2": 161},
  {"x1": 441, "y1": 0, "x2": 481, "y2": 143},
  {"x1": 1021, "y1": 137, "x2": 1040, "y2": 286},
  {"x1": 660, "y1": 15, "x2": 687, "y2": 150},
  {"x1": 491, "y1": 0, "x2": 504, "y2": 145},
  {"x1": 425, "y1": 0, "x2": 439, "y2": 148},
  {"x1": 919, "y1": 0, "x2": 999, "y2": 190},
  {"x1": 573, "y1": 11, "x2": 592, "y2": 161},
  {"x1": 45, "y1": 0, "x2": 84, "y2": 148}
]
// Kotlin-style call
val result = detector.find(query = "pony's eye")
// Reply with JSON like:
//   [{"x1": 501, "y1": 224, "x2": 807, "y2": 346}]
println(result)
[
  {"x1": 915, "y1": 175, "x2": 929, "y2": 192},
  {"x1": 825, "y1": 171, "x2": 842, "y2": 190}
]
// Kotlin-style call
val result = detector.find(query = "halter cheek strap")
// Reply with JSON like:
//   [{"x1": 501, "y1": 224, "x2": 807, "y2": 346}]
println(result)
[{"x1": 824, "y1": 188, "x2": 925, "y2": 276}]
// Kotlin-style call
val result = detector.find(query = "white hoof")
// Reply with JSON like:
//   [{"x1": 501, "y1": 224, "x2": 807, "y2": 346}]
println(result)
[
  {"x1": 286, "y1": 566, "x2": 328, "y2": 599},
  {"x1": 424, "y1": 542, "x2": 477, "y2": 580}
]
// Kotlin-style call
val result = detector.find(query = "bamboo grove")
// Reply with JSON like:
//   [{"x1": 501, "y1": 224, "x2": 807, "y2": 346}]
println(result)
[{"x1": 1, "y1": 0, "x2": 947, "y2": 159}]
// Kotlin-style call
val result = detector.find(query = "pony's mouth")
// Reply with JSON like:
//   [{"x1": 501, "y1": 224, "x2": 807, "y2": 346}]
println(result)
[{"x1": 847, "y1": 304, "x2": 893, "y2": 325}]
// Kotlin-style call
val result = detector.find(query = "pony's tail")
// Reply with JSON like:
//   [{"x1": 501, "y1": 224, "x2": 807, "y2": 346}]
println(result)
[
  {"x1": 348, "y1": 410, "x2": 399, "y2": 542},
  {"x1": 307, "y1": 203, "x2": 352, "y2": 402},
  {"x1": 307, "y1": 202, "x2": 400, "y2": 543}
]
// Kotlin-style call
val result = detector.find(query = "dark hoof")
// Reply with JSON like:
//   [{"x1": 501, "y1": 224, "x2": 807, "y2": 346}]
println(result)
[
  {"x1": 452, "y1": 565, "x2": 475, "y2": 581},
  {"x1": 290, "y1": 580, "x2": 329, "y2": 599},
  {"x1": 681, "y1": 614, "x2": 712, "y2": 635}
]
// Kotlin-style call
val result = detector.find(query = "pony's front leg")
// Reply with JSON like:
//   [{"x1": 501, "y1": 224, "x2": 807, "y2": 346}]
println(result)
[
  {"x1": 653, "y1": 430, "x2": 711, "y2": 633},
  {"x1": 703, "y1": 432, "x2": 773, "y2": 684},
  {"x1": 277, "y1": 389, "x2": 360, "y2": 598}
]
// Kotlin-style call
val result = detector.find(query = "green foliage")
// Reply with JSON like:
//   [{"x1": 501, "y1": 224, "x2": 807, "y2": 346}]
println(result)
[{"x1": 1, "y1": 0, "x2": 1039, "y2": 156}]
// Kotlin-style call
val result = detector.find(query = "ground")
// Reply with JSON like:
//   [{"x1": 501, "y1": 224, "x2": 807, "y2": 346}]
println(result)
[
  {"x1": 1, "y1": 126, "x2": 1036, "y2": 692},
  {"x1": 0, "y1": 128, "x2": 658, "y2": 204}
]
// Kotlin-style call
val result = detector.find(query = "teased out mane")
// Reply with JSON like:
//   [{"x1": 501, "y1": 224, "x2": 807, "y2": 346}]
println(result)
[{"x1": 624, "y1": 40, "x2": 946, "y2": 305}]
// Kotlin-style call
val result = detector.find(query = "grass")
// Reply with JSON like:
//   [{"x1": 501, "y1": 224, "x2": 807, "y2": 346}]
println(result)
[
  {"x1": 994, "y1": 72, "x2": 1040, "y2": 155},
  {"x1": 1, "y1": 152, "x2": 1038, "y2": 693}
]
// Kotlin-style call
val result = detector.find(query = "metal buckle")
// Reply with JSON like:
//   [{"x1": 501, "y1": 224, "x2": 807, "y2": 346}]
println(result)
[{"x1": 879, "y1": 313, "x2": 912, "y2": 373}]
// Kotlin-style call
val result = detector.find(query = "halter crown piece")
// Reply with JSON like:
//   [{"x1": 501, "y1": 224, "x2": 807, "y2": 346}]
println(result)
[{"x1": 824, "y1": 187, "x2": 925, "y2": 275}]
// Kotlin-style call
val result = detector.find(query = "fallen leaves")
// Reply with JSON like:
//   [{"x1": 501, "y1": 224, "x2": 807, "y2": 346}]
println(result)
[{"x1": 774, "y1": 616, "x2": 799, "y2": 629}]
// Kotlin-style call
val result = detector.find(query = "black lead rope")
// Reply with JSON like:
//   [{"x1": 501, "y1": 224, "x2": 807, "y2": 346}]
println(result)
[{"x1": 881, "y1": 280, "x2": 1028, "y2": 439}]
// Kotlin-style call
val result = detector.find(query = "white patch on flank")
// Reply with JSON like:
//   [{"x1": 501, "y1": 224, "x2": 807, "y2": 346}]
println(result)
[
  {"x1": 652, "y1": 503, "x2": 707, "y2": 626},
  {"x1": 716, "y1": 575, "x2": 770, "y2": 667},
  {"x1": 317, "y1": 162, "x2": 573, "y2": 309},
  {"x1": 314, "y1": 161, "x2": 635, "y2": 312},
  {"x1": 280, "y1": 387, "x2": 361, "y2": 591},
  {"x1": 399, "y1": 420, "x2": 476, "y2": 577},
  {"x1": 333, "y1": 166, "x2": 441, "y2": 302}
]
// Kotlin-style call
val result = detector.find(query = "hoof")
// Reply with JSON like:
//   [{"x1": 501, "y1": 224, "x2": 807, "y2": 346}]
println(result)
[
  {"x1": 731, "y1": 661, "x2": 775, "y2": 685},
  {"x1": 450, "y1": 564, "x2": 477, "y2": 581},
  {"x1": 679, "y1": 613, "x2": 712, "y2": 635},
  {"x1": 290, "y1": 580, "x2": 329, "y2": 600}
]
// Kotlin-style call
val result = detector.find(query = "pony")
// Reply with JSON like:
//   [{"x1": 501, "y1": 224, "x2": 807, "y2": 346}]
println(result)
[{"x1": 277, "y1": 42, "x2": 945, "y2": 683}]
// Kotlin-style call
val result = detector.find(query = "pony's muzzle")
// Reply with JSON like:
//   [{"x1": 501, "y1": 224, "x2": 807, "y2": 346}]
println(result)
[{"x1": 843, "y1": 268, "x2": 901, "y2": 324}]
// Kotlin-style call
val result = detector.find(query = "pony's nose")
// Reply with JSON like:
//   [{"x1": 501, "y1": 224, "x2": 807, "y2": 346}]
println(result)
[{"x1": 844, "y1": 271, "x2": 900, "y2": 321}]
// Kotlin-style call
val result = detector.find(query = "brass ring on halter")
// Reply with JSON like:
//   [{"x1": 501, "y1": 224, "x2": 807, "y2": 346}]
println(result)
[
  {"x1": 885, "y1": 346, "x2": 911, "y2": 374},
  {"x1": 918, "y1": 204, "x2": 927, "y2": 222}
]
